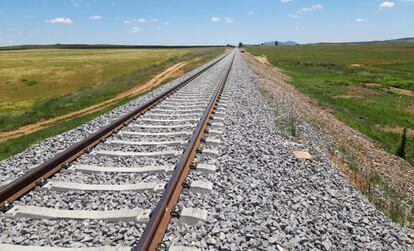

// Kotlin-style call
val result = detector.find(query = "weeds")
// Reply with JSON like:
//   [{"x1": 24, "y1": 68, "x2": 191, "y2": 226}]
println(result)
[
  {"x1": 331, "y1": 145, "x2": 414, "y2": 228},
  {"x1": 288, "y1": 114, "x2": 297, "y2": 137},
  {"x1": 396, "y1": 128, "x2": 408, "y2": 159},
  {"x1": 20, "y1": 78, "x2": 38, "y2": 86}
]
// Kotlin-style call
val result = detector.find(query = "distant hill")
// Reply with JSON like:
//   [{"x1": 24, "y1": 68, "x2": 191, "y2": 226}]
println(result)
[
  {"x1": 0, "y1": 44, "x2": 225, "y2": 51},
  {"x1": 261, "y1": 41, "x2": 299, "y2": 46},
  {"x1": 310, "y1": 37, "x2": 414, "y2": 45}
]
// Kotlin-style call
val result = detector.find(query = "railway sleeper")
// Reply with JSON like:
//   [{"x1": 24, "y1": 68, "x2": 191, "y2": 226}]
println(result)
[
  {"x1": 128, "y1": 123, "x2": 196, "y2": 129},
  {"x1": 92, "y1": 150, "x2": 181, "y2": 158},
  {"x1": 118, "y1": 131, "x2": 192, "y2": 137},
  {"x1": 39, "y1": 181, "x2": 166, "y2": 193},
  {"x1": 2, "y1": 205, "x2": 207, "y2": 225},
  {"x1": 107, "y1": 139, "x2": 187, "y2": 147},
  {"x1": 37, "y1": 180, "x2": 212, "y2": 194},
  {"x1": 67, "y1": 164, "x2": 216, "y2": 176}
]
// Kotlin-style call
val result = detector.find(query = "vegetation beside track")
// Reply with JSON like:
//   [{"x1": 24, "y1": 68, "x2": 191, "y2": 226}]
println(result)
[
  {"x1": 0, "y1": 48, "x2": 223, "y2": 133},
  {"x1": 0, "y1": 47, "x2": 224, "y2": 160},
  {"x1": 247, "y1": 43, "x2": 414, "y2": 165}
]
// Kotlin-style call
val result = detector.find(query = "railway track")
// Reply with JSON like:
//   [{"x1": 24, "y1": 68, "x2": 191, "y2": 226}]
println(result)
[{"x1": 0, "y1": 49, "x2": 236, "y2": 251}]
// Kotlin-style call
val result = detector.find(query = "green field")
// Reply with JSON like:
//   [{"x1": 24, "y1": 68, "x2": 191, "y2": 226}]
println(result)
[
  {"x1": 247, "y1": 43, "x2": 414, "y2": 164},
  {"x1": 0, "y1": 48, "x2": 223, "y2": 133}
]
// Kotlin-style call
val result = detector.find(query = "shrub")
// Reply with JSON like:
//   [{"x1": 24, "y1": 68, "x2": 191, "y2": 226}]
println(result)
[
  {"x1": 21, "y1": 78, "x2": 38, "y2": 86},
  {"x1": 396, "y1": 128, "x2": 408, "y2": 159}
]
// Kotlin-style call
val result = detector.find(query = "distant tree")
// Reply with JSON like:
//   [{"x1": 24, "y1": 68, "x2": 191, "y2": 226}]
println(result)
[
  {"x1": 396, "y1": 128, "x2": 408, "y2": 159},
  {"x1": 238, "y1": 42, "x2": 243, "y2": 47}
]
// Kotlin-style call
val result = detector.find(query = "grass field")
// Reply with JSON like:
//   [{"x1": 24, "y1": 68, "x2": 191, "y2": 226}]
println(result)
[
  {"x1": 0, "y1": 48, "x2": 223, "y2": 133},
  {"x1": 247, "y1": 43, "x2": 414, "y2": 165},
  {"x1": 0, "y1": 47, "x2": 223, "y2": 160}
]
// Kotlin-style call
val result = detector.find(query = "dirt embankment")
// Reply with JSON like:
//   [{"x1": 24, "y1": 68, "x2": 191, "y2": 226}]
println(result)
[
  {"x1": 0, "y1": 58, "x2": 200, "y2": 142},
  {"x1": 243, "y1": 52, "x2": 414, "y2": 203},
  {"x1": 254, "y1": 55, "x2": 271, "y2": 66}
]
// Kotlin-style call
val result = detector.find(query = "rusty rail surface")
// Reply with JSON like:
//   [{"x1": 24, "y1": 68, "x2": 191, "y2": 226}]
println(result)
[
  {"x1": 133, "y1": 51, "x2": 235, "y2": 251},
  {"x1": 0, "y1": 51, "x2": 231, "y2": 207}
]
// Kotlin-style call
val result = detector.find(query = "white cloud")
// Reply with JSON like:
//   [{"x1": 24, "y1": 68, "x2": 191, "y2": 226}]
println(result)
[
  {"x1": 248, "y1": 11, "x2": 255, "y2": 15},
  {"x1": 123, "y1": 20, "x2": 131, "y2": 24},
  {"x1": 152, "y1": 18, "x2": 158, "y2": 22},
  {"x1": 298, "y1": 4, "x2": 322, "y2": 14},
  {"x1": 355, "y1": 18, "x2": 365, "y2": 22},
  {"x1": 46, "y1": 17, "x2": 73, "y2": 24},
  {"x1": 289, "y1": 4, "x2": 322, "y2": 18},
  {"x1": 379, "y1": 1, "x2": 395, "y2": 9},
  {"x1": 89, "y1": 15, "x2": 103, "y2": 20},
  {"x1": 224, "y1": 17, "x2": 234, "y2": 23},
  {"x1": 130, "y1": 26, "x2": 141, "y2": 33},
  {"x1": 211, "y1": 17, "x2": 220, "y2": 22},
  {"x1": 281, "y1": 0, "x2": 293, "y2": 2},
  {"x1": 163, "y1": 21, "x2": 169, "y2": 25},
  {"x1": 131, "y1": 18, "x2": 146, "y2": 23}
]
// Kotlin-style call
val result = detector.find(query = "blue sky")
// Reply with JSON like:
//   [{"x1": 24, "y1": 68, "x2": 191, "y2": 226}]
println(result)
[{"x1": 0, "y1": 0, "x2": 413, "y2": 46}]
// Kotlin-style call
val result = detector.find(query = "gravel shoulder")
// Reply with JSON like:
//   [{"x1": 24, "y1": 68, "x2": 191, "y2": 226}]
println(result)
[
  {"x1": 244, "y1": 52, "x2": 414, "y2": 227},
  {"x1": 164, "y1": 50, "x2": 414, "y2": 250}
]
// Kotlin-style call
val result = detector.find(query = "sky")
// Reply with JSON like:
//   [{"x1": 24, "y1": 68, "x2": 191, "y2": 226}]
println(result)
[{"x1": 0, "y1": 0, "x2": 413, "y2": 46}]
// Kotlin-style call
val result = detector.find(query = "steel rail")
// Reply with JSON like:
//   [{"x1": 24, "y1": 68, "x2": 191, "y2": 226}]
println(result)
[
  {"x1": 0, "y1": 51, "x2": 231, "y2": 207},
  {"x1": 133, "y1": 50, "x2": 236, "y2": 251}
]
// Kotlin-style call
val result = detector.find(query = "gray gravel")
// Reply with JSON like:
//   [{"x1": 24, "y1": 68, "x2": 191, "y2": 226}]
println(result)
[
  {"x1": 0, "y1": 218, "x2": 145, "y2": 247},
  {"x1": 163, "y1": 50, "x2": 414, "y2": 250},
  {"x1": 0, "y1": 51, "x2": 235, "y2": 248}
]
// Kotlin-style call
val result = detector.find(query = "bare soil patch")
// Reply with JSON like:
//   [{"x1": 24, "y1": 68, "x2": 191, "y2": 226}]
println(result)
[
  {"x1": 377, "y1": 125, "x2": 414, "y2": 136},
  {"x1": 407, "y1": 104, "x2": 414, "y2": 113},
  {"x1": 254, "y1": 55, "x2": 271, "y2": 66},
  {"x1": 333, "y1": 95, "x2": 360, "y2": 99},
  {"x1": 388, "y1": 87, "x2": 414, "y2": 97},
  {"x1": 0, "y1": 58, "x2": 199, "y2": 142},
  {"x1": 366, "y1": 83, "x2": 382, "y2": 87},
  {"x1": 349, "y1": 64, "x2": 362, "y2": 67},
  {"x1": 333, "y1": 85, "x2": 380, "y2": 99}
]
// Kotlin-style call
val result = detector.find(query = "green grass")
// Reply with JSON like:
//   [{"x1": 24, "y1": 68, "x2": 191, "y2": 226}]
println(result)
[
  {"x1": 0, "y1": 48, "x2": 225, "y2": 161},
  {"x1": 328, "y1": 145, "x2": 414, "y2": 227},
  {"x1": 247, "y1": 43, "x2": 414, "y2": 164},
  {"x1": 0, "y1": 48, "x2": 223, "y2": 133}
]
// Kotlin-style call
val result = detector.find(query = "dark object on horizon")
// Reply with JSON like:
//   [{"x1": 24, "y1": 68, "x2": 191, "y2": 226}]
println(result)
[
  {"x1": 261, "y1": 40, "x2": 299, "y2": 46},
  {"x1": 238, "y1": 42, "x2": 244, "y2": 47},
  {"x1": 396, "y1": 128, "x2": 408, "y2": 159}
]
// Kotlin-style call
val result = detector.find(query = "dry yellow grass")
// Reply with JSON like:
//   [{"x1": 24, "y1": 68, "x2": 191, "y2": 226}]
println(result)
[{"x1": 0, "y1": 48, "x2": 191, "y2": 108}]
